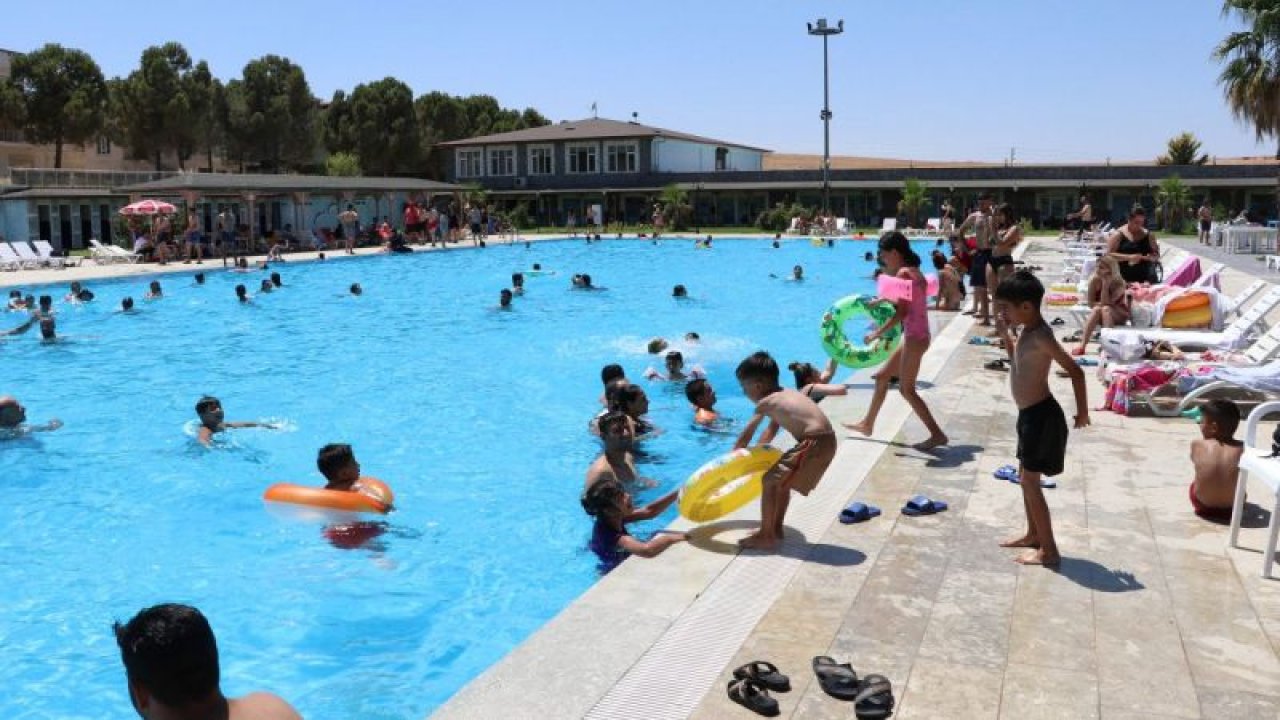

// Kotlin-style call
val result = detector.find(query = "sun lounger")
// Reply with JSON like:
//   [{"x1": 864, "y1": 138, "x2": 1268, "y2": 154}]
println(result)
[
  {"x1": 835, "y1": 217, "x2": 848, "y2": 234},
  {"x1": 1124, "y1": 323, "x2": 1280, "y2": 417},
  {"x1": 9, "y1": 241, "x2": 47, "y2": 269},
  {"x1": 1231, "y1": 400, "x2": 1280, "y2": 578},
  {"x1": 923, "y1": 218, "x2": 941, "y2": 235},
  {"x1": 1100, "y1": 285, "x2": 1280, "y2": 352},
  {"x1": 90, "y1": 238, "x2": 138, "y2": 264},
  {"x1": 785, "y1": 217, "x2": 804, "y2": 235},
  {"x1": 31, "y1": 241, "x2": 69, "y2": 268},
  {"x1": 0, "y1": 242, "x2": 32, "y2": 270},
  {"x1": 880, "y1": 218, "x2": 897, "y2": 235}
]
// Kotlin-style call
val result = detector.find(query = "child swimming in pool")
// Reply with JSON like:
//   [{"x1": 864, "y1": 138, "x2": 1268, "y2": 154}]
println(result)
[
  {"x1": 316, "y1": 443, "x2": 389, "y2": 502},
  {"x1": 685, "y1": 378, "x2": 720, "y2": 427},
  {"x1": 585, "y1": 411, "x2": 654, "y2": 491},
  {"x1": 735, "y1": 351, "x2": 836, "y2": 550},
  {"x1": 788, "y1": 358, "x2": 847, "y2": 403},
  {"x1": 581, "y1": 479, "x2": 685, "y2": 573},
  {"x1": 194, "y1": 395, "x2": 276, "y2": 447},
  {"x1": 145, "y1": 281, "x2": 162, "y2": 300},
  {"x1": 235, "y1": 284, "x2": 250, "y2": 303},
  {"x1": 644, "y1": 351, "x2": 705, "y2": 382},
  {"x1": 599, "y1": 364, "x2": 626, "y2": 405}
]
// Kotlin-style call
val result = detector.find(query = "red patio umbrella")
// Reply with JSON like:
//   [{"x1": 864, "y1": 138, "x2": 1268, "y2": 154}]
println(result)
[{"x1": 118, "y1": 199, "x2": 177, "y2": 216}]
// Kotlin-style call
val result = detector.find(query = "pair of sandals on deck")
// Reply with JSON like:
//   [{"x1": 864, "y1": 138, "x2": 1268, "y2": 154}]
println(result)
[{"x1": 727, "y1": 657, "x2": 894, "y2": 718}]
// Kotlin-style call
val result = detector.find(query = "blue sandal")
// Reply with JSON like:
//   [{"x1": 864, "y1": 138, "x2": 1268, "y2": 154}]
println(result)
[
  {"x1": 839, "y1": 502, "x2": 882, "y2": 524},
  {"x1": 993, "y1": 465, "x2": 1018, "y2": 481},
  {"x1": 902, "y1": 495, "x2": 948, "y2": 516}
]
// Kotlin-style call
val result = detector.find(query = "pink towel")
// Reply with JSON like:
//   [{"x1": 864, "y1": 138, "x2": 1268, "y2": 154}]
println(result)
[{"x1": 1164, "y1": 256, "x2": 1200, "y2": 287}]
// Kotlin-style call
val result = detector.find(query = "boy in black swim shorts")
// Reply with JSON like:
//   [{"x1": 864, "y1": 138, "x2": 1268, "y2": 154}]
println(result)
[{"x1": 993, "y1": 271, "x2": 1090, "y2": 567}]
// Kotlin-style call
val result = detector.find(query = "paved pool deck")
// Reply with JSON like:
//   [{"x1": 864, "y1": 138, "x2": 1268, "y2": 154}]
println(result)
[{"x1": 435, "y1": 238, "x2": 1280, "y2": 719}]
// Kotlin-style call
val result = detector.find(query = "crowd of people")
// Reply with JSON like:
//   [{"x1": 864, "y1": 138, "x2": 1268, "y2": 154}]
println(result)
[{"x1": 5, "y1": 216, "x2": 1251, "y2": 713}]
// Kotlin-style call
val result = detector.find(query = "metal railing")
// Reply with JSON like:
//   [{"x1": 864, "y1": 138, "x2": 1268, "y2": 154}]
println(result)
[{"x1": 8, "y1": 167, "x2": 181, "y2": 189}]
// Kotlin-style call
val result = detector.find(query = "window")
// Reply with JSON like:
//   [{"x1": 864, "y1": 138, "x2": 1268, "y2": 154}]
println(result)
[
  {"x1": 715, "y1": 147, "x2": 728, "y2": 171},
  {"x1": 96, "y1": 137, "x2": 112, "y2": 155},
  {"x1": 528, "y1": 145, "x2": 554, "y2": 175},
  {"x1": 457, "y1": 149, "x2": 483, "y2": 178},
  {"x1": 566, "y1": 143, "x2": 598, "y2": 174},
  {"x1": 487, "y1": 146, "x2": 515, "y2": 176},
  {"x1": 605, "y1": 142, "x2": 638, "y2": 173}
]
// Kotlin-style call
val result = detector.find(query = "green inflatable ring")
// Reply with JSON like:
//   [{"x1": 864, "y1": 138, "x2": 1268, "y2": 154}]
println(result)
[{"x1": 819, "y1": 294, "x2": 902, "y2": 368}]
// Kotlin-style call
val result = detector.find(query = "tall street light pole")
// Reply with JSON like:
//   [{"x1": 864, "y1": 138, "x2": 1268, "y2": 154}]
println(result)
[{"x1": 808, "y1": 18, "x2": 843, "y2": 216}]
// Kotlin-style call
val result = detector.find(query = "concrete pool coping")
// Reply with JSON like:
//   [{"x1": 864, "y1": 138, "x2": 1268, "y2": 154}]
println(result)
[
  {"x1": 431, "y1": 249, "x2": 994, "y2": 718},
  {"x1": 0, "y1": 232, "x2": 943, "y2": 290}
]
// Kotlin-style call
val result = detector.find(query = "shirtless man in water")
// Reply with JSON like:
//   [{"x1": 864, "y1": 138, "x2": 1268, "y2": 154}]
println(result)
[
  {"x1": 993, "y1": 271, "x2": 1089, "y2": 566},
  {"x1": 585, "y1": 411, "x2": 653, "y2": 491},
  {"x1": 0, "y1": 395, "x2": 62, "y2": 436},
  {"x1": 194, "y1": 396, "x2": 275, "y2": 447}
]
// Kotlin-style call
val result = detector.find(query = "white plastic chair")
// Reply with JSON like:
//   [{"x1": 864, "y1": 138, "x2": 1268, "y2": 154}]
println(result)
[
  {"x1": 9, "y1": 241, "x2": 44, "y2": 269},
  {"x1": 880, "y1": 218, "x2": 897, "y2": 234},
  {"x1": 0, "y1": 243, "x2": 29, "y2": 270},
  {"x1": 1232, "y1": 400, "x2": 1280, "y2": 577}
]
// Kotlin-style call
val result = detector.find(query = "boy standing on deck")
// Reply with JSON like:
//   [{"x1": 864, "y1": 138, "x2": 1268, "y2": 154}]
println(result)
[
  {"x1": 734, "y1": 351, "x2": 837, "y2": 550},
  {"x1": 994, "y1": 271, "x2": 1090, "y2": 566}
]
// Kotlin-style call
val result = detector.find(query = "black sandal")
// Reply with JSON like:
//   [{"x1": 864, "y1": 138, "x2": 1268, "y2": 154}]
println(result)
[
  {"x1": 727, "y1": 677, "x2": 779, "y2": 717},
  {"x1": 854, "y1": 674, "x2": 895, "y2": 719},
  {"x1": 732, "y1": 660, "x2": 791, "y2": 692},
  {"x1": 812, "y1": 656, "x2": 860, "y2": 700}
]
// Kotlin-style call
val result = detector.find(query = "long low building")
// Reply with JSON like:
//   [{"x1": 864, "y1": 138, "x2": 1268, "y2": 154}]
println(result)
[
  {"x1": 442, "y1": 117, "x2": 1280, "y2": 228},
  {"x1": 0, "y1": 170, "x2": 458, "y2": 251}
]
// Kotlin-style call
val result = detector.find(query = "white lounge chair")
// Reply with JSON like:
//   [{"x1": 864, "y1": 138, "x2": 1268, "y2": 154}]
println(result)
[
  {"x1": 90, "y1": 238, "x2": 139, "y2": 264},
  {"x1": 880, "y1": 218, "x2": 897, "y2": 235},
  {"x1": 0, "y1": 243, "x2": 31, "y2": 270},
  {"x1": 785, "y1": 217, "x2": 804, "y2": 235},
  {"x1": 923, "y1": 218, "x2": 942, "y2": 235},
  {"x1": 1100, "y1": 285, "x2": 1280, "y2": 352},
  {"x1": 835, "y1": 217, "x2": 848, "y2": 234},
  {"x1": 31, "y1": 241, "x2": 68, "y2": 269},
  {"x1": 1189, "y1": 262, "x2": 1226, "y2": 289},
  {"x1": 1231, "y1": 400, "x2": 1280, "y2": 578},
  {"x1": 9, "y1": 242, "x2": 46, "y2": 269}
]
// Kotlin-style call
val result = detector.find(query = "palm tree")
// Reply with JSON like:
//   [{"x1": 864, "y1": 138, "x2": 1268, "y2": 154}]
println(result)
[
  {"x1": 659, "y1": 183, "x2": 690, "y2": 231},
  {"x1": 1156, "y1": 175, "x2": 1193, "y2": 233},
  {"x1": 1215, "y1": 0, "x2": 1280, "y2": 213},
  {"x1": 1156, "y1": 132, "x2": 1209, "y2": 165},
  {"x1": 897, "y1": 178, "x2": 930, "y2": 228}
]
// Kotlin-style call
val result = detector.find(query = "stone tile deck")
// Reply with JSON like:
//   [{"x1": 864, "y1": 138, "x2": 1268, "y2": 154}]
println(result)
[
  {"x1": 435, "y1": 237, "x2": 1280, "y2": 719},
  {"x1": 686, "y1": 240, "x2": 1280, "y2": 719}
]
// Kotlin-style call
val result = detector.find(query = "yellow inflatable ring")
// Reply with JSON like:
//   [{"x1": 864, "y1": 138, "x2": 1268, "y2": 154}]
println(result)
[{"x1": 678, "y1": 446, "x2": 782, "y2": 522}]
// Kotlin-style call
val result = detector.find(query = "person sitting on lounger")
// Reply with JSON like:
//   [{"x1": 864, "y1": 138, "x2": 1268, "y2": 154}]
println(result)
[
  {"x1": 1073, "y1": 256, "x2": 1130, "y2": 356},
  {"x1": 1190, "y1": 399, "x2": 1244, "y2": 522}
]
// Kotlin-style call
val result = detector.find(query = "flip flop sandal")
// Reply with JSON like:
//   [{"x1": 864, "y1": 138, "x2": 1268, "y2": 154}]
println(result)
[
  {"x1": 1010, "y1": 475, "x2": 1058, "y2": 489},
  {"x1": 812, "y1": 656, "x2": 860, "y2": 700},
  {"x1": 839, "y1": 502, "x2": 882, "y2": 524},
  {"x1": 1050, "y1": 317, "x2": 1065, "y2": 326},
  {"x1": 984, "y1": 358, "x2": 1009, "y2": 371},
  {"x1": 854, "y1": 674, "x2": 895, "y2": 719},
  {"x1": 1075, "y1": 357, "x2": 1099, "y2": 366},
  {"x1": 732, "y1": 660, "x2": 791, "y2": 693},
  {"x1": 902, "y1": 495, "x2": 948, "y2": 516},
  {"x1": 727, "y1": 678, "x2": 779, "y2": 717},
  {"x1": 967, "y1": 336, "x2": 994, "y2": 345},
  {"x1": 993, "y1": 464, "x2": 1018, "y2": 481},
  {"x1": 1061, "y1": 332, "x2": 1082, "y2": 343}
]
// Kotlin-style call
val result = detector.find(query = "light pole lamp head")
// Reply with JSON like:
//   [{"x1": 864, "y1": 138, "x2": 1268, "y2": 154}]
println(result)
[{"x1": 808, "y1": 18, "x2": 844, "y2": 36}]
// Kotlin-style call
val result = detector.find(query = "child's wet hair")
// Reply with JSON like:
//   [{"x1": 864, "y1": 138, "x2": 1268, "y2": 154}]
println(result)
[
  {"x1": 607, "y1": 383, "x2": 644, "y2": 412},
  {"x1": 598, "y1": 410, "x2": 630, "y2": 438},
  {"x1": 787, "y1": 361, "x2": 818, "y2": 389},
  {"x1": 511, "y1": 272, "x2": 523, "y2": 285},
  {"x1": 672, "y1": 284, "x2": 687, "y2": 297},
  {"x1": 600, "y1": 363, "x2": 625, "y2": 386},
  {"x1": 665, "y1": 350, "x2": 683, "y2": 365},
  {"x1": 316, "y1": 443, "x2": 355, "y2": 479},
  {"x1": 234, "y1": 284, "x2": 247, "y2": 296},
  {"x1": 878, "y1": 231, "x2": 921, "y2": 267},
  {"x1": 122, "y1": 297, "x2": 134, "y2": 311},
  {"x1": 685, "y1": 378, "x2": 709, "y2": 404},
  {"x1": 993, "y1": 270, "x2": 1045, "y2": 306},
  {"x1": 931, "y1": 251, "x2": 947, "y2": 270},
  {"x1": 1201, "y1": 399, "x2": 1240, "y2": 438},
  {"x1": 581, "y1": 479, "x2": 626, "y2": 517},
  {"x1": 194, "y1": 396, "x2": 219, "y2": 414},
  {"x1": 736, "y1": 351, "x2": 780, "y2": 386}
]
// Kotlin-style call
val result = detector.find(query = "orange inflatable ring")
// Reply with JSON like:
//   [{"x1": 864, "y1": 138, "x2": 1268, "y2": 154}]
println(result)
[
  {"x1": 1162, "y1": 291, "x2": 1212, "y2": 329},
  {"x1": 263, "y1": 477, "x2": 394, "y2": 514}
]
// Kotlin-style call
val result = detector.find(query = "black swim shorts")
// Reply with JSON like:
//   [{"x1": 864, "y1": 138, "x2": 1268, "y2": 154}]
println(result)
[
  {"x1": 990, "y1": 254, "x2": 1014, "y2": 270},
  {"x1": 969, "y1": 249, "x2": 991, "y2": 288},
  {"x1": 1016, "y1": 395, "x2": 1069, "y2": 477}
]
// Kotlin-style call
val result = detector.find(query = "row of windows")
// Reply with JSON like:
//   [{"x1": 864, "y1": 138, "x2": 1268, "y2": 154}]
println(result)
[{"x1": 457, "y1": 143, "x2": 639, "y2": 178}]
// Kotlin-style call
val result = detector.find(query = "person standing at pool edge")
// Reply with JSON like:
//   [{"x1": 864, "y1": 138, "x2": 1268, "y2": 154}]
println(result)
[
  {"x1": 844, "y1": 232, "x2": 949, "y2": 451},
  {"x1": 114, "y1": 603, "x2": 301, "y2": 720},
  {"x1": 734, "y1": 351, "x2": 836, "y2": 550},
  {"x1": 339, "y1": 204, "x2": 359, "y2": 255},
  {"x1": 954, "y1": 192, "x2": 996, "y2": 324}
]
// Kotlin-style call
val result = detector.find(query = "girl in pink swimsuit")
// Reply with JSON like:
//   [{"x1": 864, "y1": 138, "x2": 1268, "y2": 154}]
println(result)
[{"x1": 845, "y1": 232, "x2": 949, "y2": 451}]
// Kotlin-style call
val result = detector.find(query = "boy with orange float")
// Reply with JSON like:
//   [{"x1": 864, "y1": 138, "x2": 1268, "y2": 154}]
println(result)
[{"x1": 316, "y1": 443, "x2": 394, "y2": 510}]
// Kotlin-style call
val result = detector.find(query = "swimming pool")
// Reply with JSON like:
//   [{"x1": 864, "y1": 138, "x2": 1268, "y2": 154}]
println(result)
[{"x1": 0, "y1": 236, "x2": 939, "y2": 718}]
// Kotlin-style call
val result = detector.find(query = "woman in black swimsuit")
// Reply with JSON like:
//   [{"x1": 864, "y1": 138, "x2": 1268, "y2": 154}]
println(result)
[
  {"x1": 1106, "y1": 206, "x2": 1160, "y2": 284},
  {"x1": 789, "y1": 358, "x2": 848, "y2": 403}
]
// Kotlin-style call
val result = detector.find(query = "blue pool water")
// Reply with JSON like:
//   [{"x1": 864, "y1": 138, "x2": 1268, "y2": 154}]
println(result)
[{"x1": 0, "y1": 236, "x2": 937, "y2": 718}]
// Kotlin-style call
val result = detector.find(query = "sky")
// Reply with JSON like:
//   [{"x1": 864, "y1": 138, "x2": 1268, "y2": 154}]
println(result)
[{"x1": 1, "y1": 0, "x2": 1268, "y2": 164}]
